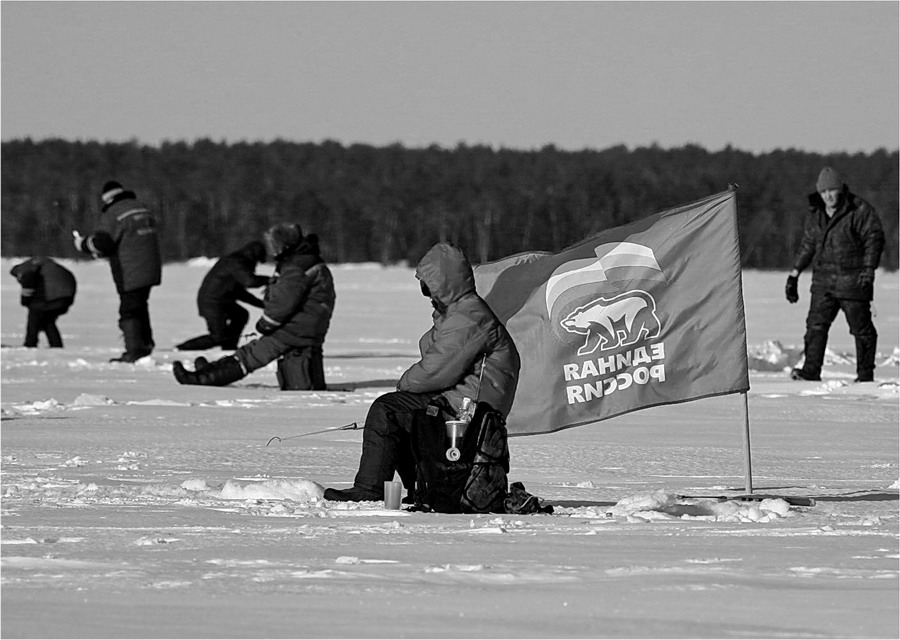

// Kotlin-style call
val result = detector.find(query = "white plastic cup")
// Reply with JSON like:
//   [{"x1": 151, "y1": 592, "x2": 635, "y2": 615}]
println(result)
[{"x1": 384, "y1": 481, "x2": 402, "y2": 510}]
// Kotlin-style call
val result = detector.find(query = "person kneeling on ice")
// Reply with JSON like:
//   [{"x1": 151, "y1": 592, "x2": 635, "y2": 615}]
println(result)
[
  {"x1": 172, "y1": 223, "x2": 335, "y2": 390},
  {"x1": 324, "y1": 242, "x2": 520, "y2": 503},
  {"x1": 175, "y1": 240, "x2": 269, "y2": 351}
]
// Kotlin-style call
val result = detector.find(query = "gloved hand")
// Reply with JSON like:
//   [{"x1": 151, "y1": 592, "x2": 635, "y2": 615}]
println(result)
[
  {"x1": 72, "y1": 231, "x2": 85, "y2": 252},
  {"x1": 255, "y1": 316, "x2": 280, "y2": 336},
  {"x1": 785, "y1": 275, "x2": 799, "y2": 304},
  {"x1": 857, "y1": 268, "x2": 875, "y2": 288}
]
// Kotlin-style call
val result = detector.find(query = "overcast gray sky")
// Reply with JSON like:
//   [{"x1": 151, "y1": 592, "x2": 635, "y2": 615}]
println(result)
[{"x1": 2, "y1": 1, "x2": 897, "y2": 154}]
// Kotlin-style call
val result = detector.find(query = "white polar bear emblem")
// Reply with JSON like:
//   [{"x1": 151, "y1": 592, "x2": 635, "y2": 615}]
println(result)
[{"x1": 560, "y1": 290, "x2": 661, "y2": 356}]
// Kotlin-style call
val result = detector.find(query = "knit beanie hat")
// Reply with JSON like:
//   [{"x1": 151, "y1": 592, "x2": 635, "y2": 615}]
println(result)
[
  {"x1": 816, "y1": 167, "x2": 843, "y2": 192},
  {"x1": 101, "y1": 181, "x2": 125, "y2": 205}
]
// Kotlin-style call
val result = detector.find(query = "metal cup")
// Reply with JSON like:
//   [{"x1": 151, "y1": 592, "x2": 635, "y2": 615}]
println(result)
[{"x1": 445, "y1": 420, "x2": 468, "y2": 461}]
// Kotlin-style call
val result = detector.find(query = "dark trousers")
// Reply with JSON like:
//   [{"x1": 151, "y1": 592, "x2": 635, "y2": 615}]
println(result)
[
  {"x1": 24, "y1": 299, "x2": 72, "y2": 348},
  {"x1": 177, "y1": 303, "x2": 250, "y2": 351},
  {"x1": 801, "y1": 291, "x2": 877, "y2": 379},
  {"x1": 119, "y1": 287, "x2": 154, "y2": 355},
  {"x1": 351, "y1": 391, "x2": 437, "y2": 496},
  {"x1": 233, "y1": 336, "x2": 328, "y2": 391},
  {"x1": 206, "y1": 303, "x2": 249, "y2": 349}
]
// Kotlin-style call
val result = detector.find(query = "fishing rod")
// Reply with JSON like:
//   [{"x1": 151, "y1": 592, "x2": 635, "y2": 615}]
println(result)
[
  {"x1": 677, "y1": 493, "x2": 816, "y2": 507},
  {"x1": 266, "y1": 421, "x2": 360, "y2": 446}
]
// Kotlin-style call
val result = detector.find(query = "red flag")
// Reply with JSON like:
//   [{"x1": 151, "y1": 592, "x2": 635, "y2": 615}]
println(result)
[{"x1": 474, "y1": 188, "x2": 749, "y2": 436}]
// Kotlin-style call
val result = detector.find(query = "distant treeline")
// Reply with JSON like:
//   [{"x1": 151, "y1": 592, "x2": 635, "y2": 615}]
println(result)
[{"x1": 2, "y1": 138, "x2": 897, "y2": 269}]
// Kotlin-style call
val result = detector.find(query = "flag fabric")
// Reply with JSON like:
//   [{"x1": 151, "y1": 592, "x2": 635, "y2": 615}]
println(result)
[{"x1": 474, "y1": 188, "x2": 749, "y2": 436}]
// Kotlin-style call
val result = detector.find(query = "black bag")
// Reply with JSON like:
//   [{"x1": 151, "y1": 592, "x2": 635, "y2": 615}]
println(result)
[
  {"x1": 276, "y1": 346, "x2": 325, "y2": 391},
  {"x1": 411, "y1": 401, "x2": 509, "y2": 514}
]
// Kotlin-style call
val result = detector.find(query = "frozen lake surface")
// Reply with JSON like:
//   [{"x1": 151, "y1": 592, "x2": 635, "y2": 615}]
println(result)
[{"x1": 2, "y1": 259, "x2": 898, "y2": 638}]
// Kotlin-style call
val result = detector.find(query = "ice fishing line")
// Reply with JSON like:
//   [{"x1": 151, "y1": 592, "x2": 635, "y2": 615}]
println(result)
[{"x1": 266, "y1": 421, "x2": 360, "y2": 446}]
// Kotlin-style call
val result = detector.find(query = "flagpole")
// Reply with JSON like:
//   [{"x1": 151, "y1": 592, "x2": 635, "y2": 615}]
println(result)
[{"x1": 741, "y1": 392, "x2": 753, "y2": 493}]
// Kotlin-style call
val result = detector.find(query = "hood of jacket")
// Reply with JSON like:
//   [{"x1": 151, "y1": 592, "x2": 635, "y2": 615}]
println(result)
[
  {"x1": 275, "y1": 234, "x2": 321, "y2": 271},
  {"x1": 415, "y1": 243, "x2": 476, "y2": 309}
]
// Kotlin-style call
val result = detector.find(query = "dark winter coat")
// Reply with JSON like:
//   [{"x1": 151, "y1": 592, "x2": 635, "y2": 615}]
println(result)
[
  {"x1": 258, "y1": 236, "x2": 335, "y2": 347},
  {"x1": 10, "y1": 257, "x2": 77, "y2": 310},
  {"x1": 197, "y1": 242, "x2": 268, "y2": 315},
  {"x1": 398, "y1": 243, "x2": 520, "y2": 417},
  {"x1": 793, "y1": 188, "x2": 886, "y2": 300},
  {"x1": 80, "y1": 191, "x2": 162, "y2": 293}
]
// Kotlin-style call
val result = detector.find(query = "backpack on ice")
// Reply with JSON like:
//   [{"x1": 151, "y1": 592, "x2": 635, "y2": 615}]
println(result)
[{"x1": 410, "y1": 401, "x2": 509, "y2": 514}]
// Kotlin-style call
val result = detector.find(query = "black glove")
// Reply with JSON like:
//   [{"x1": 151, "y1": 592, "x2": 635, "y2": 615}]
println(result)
[
  {"x1": 857, "y1": 268, "x2": 875, "y2": 289},
  {"x1": 255, "y1": 316, "x2": 280, "y2": 336},
  {"x1": 785, "y1": 275, "x2": 799, "y2": 304}
]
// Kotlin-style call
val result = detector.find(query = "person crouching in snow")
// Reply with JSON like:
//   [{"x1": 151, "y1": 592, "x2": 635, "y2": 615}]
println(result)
[
  {"x1": 10, "y1": 257, "x2": 77, "y2": 348},
  {"x1": 324, "y1": 242, "x2": 520, "y2": 503},
  {"x1": 175, "y1": 241, "x2": 269, "y2": 351},
  {"x1": 172, "y1": 223, "x2": 335, "y2": 390}
]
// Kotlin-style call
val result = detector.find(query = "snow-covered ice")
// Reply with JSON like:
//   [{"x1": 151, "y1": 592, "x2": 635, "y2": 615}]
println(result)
[{"x1": 1, "y1": 260, "x2": 897, "y2": 638}]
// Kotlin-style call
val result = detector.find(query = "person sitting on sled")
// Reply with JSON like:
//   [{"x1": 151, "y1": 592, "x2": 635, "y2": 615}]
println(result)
[{"x1": 324, "y1": 242, "x2": 520, "y2": 503}]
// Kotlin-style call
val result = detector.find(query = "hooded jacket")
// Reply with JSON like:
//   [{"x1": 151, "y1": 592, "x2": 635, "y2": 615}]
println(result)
[
  {"x1": 197, "y1": 242, "x2": 268, "y2": 315},
  {"x1": 11, "y1": 257, "x2": 77, "y2": 309},
  {"x1": 398, "y1": 243, "x2": 520, "y2": 417},
  {"x1": 259, "y1": 235, "x2": 335, "y2": 347},
  {"x1": 793, "y1": 188, "x2": 885, "y2": 300},
  {"x1": 80, "y1": 190, "x2": 162, "y2": 293}
]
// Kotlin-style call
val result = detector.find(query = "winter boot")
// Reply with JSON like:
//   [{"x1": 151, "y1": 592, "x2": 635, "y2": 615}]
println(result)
[
  {"x1": 176, "y1": 335, "x2": 219, "y2": 351},
  {"x1": 138, "y1": 312, "x2": 155, "y2": 356},
  {"x1": 793, "y1": 328, "x2": 828, "y2": 380},
  {"x1": 323, "y1": 406, "x2": 409, "y2": 501},
  {"x1": 173, "y1": 356, "x2": 245, "y2": 386},
  {"x1": 111, "y1": 318, "x2": 152, "y2": 363},
  {"x1": 790, "y1": 368, "x2": 820, "y2": 381},
  {"x1": 110, "y1": 352, "x2": 149, "y2": 363},
  {"x1": 324, "y1": 449, "x2": 416, "y2": 503},
  {"x1": 854, "y1": 334, "x2": 877, "y2": 382}
]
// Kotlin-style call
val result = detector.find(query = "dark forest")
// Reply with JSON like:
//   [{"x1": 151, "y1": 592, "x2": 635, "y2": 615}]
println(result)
[{"x1": 2, "y1": 139, "x2": 896, "y2": 269}]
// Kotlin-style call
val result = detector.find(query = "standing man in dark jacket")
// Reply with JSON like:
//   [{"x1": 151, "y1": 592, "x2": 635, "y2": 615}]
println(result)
[
  {"x1": 785, "y1": 167, "x2": 886, "y2": 382},
  {"x1": 10, "y1": 257, "x2": 77, "y2": 348},
  {"x1": 324, "y1": 242, "x2": 521, "y2": 503},
  {"x1": 74, "y1": 181, "x2": 162, "y2": 363},
  {"x1": 173, "y1": 223, "x2": 335, "y2": 390},
  {"x1": 175, "y1": 241, "x2": 269, "y2": 351}
]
